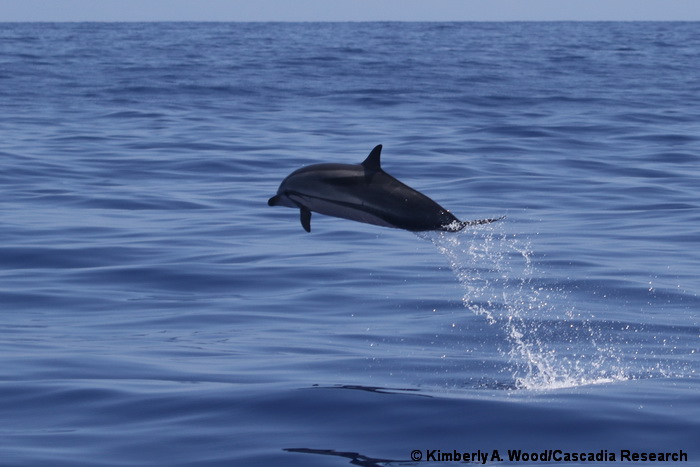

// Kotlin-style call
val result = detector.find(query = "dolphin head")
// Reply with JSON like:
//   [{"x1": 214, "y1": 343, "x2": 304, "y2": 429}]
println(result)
[{"x1": 267, "y1": 167, "x2": 315, "y2": 209}]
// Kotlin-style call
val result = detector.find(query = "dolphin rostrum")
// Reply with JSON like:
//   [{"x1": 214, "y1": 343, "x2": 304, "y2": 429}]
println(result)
[{"x1": 268, "y1": 145, "x2": 503, "y2": 233}]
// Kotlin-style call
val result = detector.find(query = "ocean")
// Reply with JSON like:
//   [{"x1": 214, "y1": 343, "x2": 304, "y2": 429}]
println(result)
[{"x1": 0, "y1": 21, "x2": 698, "y2": 466}]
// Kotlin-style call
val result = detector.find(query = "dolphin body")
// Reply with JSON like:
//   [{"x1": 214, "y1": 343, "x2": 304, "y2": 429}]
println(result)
[{"x1": 268, "y1": 145, "x2": 502, "y2": 233}]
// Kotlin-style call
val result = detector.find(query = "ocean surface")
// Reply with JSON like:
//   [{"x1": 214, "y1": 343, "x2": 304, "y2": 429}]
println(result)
[{"x1": 0, "y1": 22, "x2": 698, "y2": 466}]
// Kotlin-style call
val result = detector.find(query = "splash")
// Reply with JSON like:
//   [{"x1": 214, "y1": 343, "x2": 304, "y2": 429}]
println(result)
[{"x1": 420, "y1": 226, "x2": 628, "y2": 390}]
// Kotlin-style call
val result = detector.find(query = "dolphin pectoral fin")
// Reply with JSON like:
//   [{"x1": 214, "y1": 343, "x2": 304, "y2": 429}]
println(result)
[
  {"x1": 300, "y1": 207, "x2": 312, "y2": 232},
  {"x1": 447, "y1": 216, "x2": 506, "y2": 232}
]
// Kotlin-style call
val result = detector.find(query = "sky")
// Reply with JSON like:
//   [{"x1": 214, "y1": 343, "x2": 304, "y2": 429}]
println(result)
[{"x1": 1, "y1": 0, "x2": 700, "y2": 22}]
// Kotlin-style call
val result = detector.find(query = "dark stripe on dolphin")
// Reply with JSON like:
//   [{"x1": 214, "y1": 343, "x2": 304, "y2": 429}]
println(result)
[{"x1": 268, "y1": 145, "x2": 503, "y2": 232}]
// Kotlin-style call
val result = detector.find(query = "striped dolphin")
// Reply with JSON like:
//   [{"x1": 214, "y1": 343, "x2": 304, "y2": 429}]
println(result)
[{"x1": 268, "y1": 145, "x2": 503, "y2": 233}]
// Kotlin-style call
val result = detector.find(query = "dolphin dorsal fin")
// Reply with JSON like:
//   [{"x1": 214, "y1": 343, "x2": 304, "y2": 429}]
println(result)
[{"x1": 361, "y1": 145, "x2": 382, "y2": 171}]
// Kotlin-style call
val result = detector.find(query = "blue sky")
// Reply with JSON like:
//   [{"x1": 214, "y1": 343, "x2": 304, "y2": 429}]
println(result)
[{"x1": 1, "y1": 0, "x2": 700, "y2": 21}]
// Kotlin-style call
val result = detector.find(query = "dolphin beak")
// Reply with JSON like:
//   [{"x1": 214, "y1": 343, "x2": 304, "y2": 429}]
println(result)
[{"x1": 268, "y1": 195, "x2": 281, "y2": 206}]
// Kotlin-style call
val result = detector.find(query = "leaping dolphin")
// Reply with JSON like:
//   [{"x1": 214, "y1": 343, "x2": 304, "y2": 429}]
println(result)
[{"x1": 268, "y1": 145, "x2": 503, "y2": 233}]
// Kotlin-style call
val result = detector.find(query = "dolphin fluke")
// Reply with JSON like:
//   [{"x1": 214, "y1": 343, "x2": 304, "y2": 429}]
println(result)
[
  {"x1": 269, "y1": 145, "x2": 504, "y2": 233},
  {"x1": 446, "y1": 216, "x2": 506, "y2": 232}
]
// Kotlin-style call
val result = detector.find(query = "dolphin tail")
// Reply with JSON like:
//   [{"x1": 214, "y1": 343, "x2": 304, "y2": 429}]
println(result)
[{"x1": 446, "y1": 216, "x2": 505, "y2": 232}]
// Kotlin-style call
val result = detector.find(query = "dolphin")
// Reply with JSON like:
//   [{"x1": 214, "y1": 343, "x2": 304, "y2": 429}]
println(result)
[{"x1": 268, "y1": 144, "x2": 503, "y2": 233}]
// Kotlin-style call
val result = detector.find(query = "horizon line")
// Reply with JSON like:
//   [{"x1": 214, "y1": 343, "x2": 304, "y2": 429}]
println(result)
[{"x1": 2, "y1": 19, "x2": 699, "y2": 23}]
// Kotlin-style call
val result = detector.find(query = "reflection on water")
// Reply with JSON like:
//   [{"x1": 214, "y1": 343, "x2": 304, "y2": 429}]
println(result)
[{"x1": 285, "y1": 448, "x2": 405, "y2": 467}]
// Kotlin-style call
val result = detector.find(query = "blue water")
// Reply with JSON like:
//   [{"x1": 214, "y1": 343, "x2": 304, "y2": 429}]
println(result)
[{"x1": 1, "y1": 22, "x2": 698, "y2": 466}]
